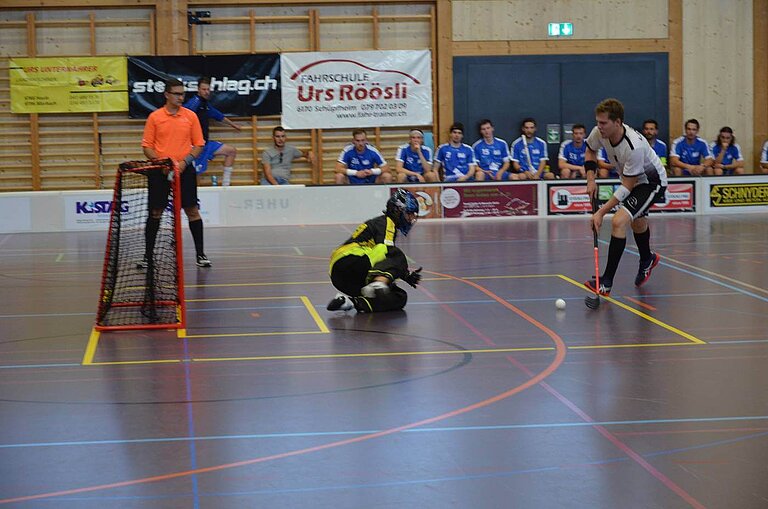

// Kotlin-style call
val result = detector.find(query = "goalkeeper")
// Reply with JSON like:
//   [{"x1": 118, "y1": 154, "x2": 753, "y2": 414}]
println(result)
[{"x1": 326, "y1": 189, "x2": 423, "y2": 313}]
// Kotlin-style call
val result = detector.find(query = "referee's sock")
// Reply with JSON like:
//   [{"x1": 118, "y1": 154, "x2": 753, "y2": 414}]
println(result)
[
  {"x1": 189, "y1": 218, "x2": 204, "y2": 257},
  {"x1": 145, "y1": 216, "x2": 161, "y2": 259},
  {"x1": 603, "y1": 235, "x2": 626, "y2": 282},
  {"x1": 633, "y1": 227, "x2": 651, "y2": 261}
]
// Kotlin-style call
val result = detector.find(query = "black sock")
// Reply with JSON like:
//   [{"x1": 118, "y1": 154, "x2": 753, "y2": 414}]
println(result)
[
  {"x1": 145, "y1": 216, "x2": 161, "y2": 258},
  {"x1": 189, "y1": 218, "x2": 204, "y2": 256},
  {"x1": 633, "y1": 228, "x2": 651, "y2": 261},
  {"x1": 603, "y1": 235, "x2": 626, "y2": 282}
]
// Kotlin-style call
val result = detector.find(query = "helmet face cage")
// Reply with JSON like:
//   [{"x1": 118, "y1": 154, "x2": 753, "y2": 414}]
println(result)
[{"x1": 386, "y1": 189, "x2": 419, "y2": 236}]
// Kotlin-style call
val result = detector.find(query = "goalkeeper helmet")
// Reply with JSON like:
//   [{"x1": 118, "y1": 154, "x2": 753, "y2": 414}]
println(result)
[{"x1": 385, "y1": 189, "x2": 419, "y2": 236}]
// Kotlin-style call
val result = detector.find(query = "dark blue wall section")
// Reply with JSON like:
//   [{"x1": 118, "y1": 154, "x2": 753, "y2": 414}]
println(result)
[{"x1": 453, "y1": 53, "x2": 669, "y2": 175}]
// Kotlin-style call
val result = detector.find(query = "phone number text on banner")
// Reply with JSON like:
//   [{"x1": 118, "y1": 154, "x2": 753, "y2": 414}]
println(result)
[
  {"x1": 280, "y1": 50, "x2": 433, "y2": 129},
  {"x1": 10, "y1": 57, "x2": 127, "y2": 113}
]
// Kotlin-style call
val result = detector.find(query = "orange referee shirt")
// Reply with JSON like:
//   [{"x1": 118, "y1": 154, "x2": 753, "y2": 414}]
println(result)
[{"x1": 141, "y1": 106, "x2": 204, "y2": 162}]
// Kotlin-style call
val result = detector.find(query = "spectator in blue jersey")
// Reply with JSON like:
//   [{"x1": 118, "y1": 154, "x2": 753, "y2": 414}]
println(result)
[
  {"x1": 433, "y1": 122, "x2": 478, "y2": 182},
  {"x1": 472, "y1": 119, "x2": 510, "y2": 181},
  {"x1": 597, "y1": 146, "x2": 620, "y2": 178},
  {"x1": 710, "y1": 127, "x2": 744, "y2": 176},
  {"x1": 395, "y1": 129, "x2": 438, "y2": 183},
  {"x1": 510, "y1": 118, "x2": 554, "y2": 180},
  {"x1": 642, "y1": 119, "x2": 668, "y2": 168},
  {"x1": 183, "y1": 77, "x2": 241, "y2": 186},
  {"x1": 557, "y1": 123, "x2": 588, "y2": 179},
  {"x1": 335, "y1": 129, "x2": 392, "y2": 185},
  {"x1": 670, "y1": 119, "x2": 713, "y2": 177},
  {"x1": 761, "y1": 140, "x2": 768, "y2": 174}
]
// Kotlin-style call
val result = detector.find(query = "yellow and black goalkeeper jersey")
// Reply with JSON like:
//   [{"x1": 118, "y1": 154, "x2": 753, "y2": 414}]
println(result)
[{"x1": 329, "y1": 215, "x2": 397, "y2": 273}]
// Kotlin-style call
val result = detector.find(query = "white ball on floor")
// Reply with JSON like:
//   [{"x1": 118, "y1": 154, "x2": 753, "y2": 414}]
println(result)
[{"x1": 555, "y1": 298, "x2": 566, "y2": 310}]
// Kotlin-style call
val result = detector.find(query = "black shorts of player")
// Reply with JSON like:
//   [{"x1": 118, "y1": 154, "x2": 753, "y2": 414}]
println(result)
[
  {"x1": 147, "y1": 167, "x2": 198, "y2": 211},
  {"x1": 620, "y1": 183, "x2": 666, "y2": 219}
]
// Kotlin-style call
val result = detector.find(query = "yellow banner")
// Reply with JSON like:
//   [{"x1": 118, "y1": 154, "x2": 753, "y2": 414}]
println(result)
[
  {"x1": 10, "y1": 57, "x2": 128, "y2": 113},
  {"x1": 709, "y1": 183, "x2": 768, "y2": 207}
]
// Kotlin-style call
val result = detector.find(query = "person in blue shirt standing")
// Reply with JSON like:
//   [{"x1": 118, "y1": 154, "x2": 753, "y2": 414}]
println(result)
[
  {"x1": 710, "y1": 126, "x2": 744, "y2": 176},
  {"x1": 335, "y1": 129, "x2": 392, "y2": 185},
  {"x1": 183, "y1": 77, "x2": 241, "y2": 186},
  {"x1": 510, "y1": 118, "x2": 554, "y2": 180},
  {"x1": 670, "y1": 119, "x2": 713, "y2": 176},
  {"x1": 395, "y1": 129, "x2": 438, "y2": 183},
  {"x1": 557, "y1": 123, "x2": 588, "y2": 179},
  {"x1": 472, "y1": 119, "x2": 510, "y2": 181},
  {"x1": 433, "y1": 123, "x2": 478, "y2": 182},
  {"x1": 642, "y1": 119, "x2": 668, "y2": 168}
]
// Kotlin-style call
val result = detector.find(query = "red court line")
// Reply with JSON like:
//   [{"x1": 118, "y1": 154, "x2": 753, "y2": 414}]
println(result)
[
  {"x1": 426, "y1": 270, "x2": 706, "y2": 509},
  {"x1": 623, "y1": 295, "x2": 657, "y2": 311},
  {"x1": 0, "y1": 272, "x2": 567, "y2": 506}
]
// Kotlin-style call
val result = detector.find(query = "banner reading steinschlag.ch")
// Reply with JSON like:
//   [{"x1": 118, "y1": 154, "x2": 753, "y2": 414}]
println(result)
[{"x1": 280, "y1": 50, "x2": 433, "y2": 129}]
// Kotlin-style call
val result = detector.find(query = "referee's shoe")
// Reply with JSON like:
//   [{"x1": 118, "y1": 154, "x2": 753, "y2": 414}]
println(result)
[{"x1": 635, "y1": 252, "x2": 661, "y2": 287}]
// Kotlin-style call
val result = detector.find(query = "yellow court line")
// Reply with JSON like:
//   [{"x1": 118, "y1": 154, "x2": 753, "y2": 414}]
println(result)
[
  {"x1": 570, "y1": 342, "x2": 698, "y2": 350},
  {"x1": 184, "y1": 330, "x2": 327, "y2": 339},
  {"x1": 89, "y1": 359, "x2": 182, "y2": 366},
  {"x1": 186, "y1": 296, "x2": 300, "y2": 303},
  {"x1": 191, "y1": 346, "x2": 557, "y2": 363},
  {"x1": 82, "y1": 329, "x2": 100, "y2": 365},
  {"x1": 301, "y1": 296, "x2": 330, "y2": 333},
  {"x1": 557, "y1": 275, "x2": 706, "y2": 345},
  {"x1": 661, "y1": 253, "x2": 768, "y2": 295}
]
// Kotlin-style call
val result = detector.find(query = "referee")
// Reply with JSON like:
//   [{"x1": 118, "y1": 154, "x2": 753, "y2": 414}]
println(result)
[{"x1": 140, "y1": 77, "x2": 211, "y2": 268}]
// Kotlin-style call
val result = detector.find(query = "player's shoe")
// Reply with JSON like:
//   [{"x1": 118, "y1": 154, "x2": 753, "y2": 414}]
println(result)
[
  {"x1": 196, "y1": 254, "x2": 212, "y2": 267},
  {"x1": 327, "y1": 293, "x2": 354, "y2": 311},
  {"x1": 136, "y1": 257, "x2": 148, "y2": 270},
  {"x1": 584, "y1": 276, "x2": 612, "y2": 296},
  {"x1": 635, "y1": 252, "x2": 661, "y2": 287},
  {"x1": 361, "y1": 281, "x2": 389, "y2": 298}
]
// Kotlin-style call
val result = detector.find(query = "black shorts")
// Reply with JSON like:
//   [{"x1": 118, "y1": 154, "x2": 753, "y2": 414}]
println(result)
[
  {"x1": 620, "y1": 183, "x2": 666, "y2": 219},
  {"x1": 147, "y1": 167, "x2": 198, "y2": 211}
]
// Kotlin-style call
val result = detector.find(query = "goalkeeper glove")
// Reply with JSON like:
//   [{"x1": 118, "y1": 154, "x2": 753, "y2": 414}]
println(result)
[{"x1": 404, "y1": 267, "x2": 422, "y2": 288}]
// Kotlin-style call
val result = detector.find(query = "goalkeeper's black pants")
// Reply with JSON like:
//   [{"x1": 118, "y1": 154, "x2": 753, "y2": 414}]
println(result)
[{"x1": 330, "y1": 246, "x2": 408, "y2": 312}]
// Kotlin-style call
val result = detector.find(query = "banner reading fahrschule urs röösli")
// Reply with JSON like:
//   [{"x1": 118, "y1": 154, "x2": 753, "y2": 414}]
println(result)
[
  {"x1": 128, "y1": 55, "x2": 281, "y2": 118},
  {"x1": 280, "y1": 50, "x2": 433, "y2": 129}
]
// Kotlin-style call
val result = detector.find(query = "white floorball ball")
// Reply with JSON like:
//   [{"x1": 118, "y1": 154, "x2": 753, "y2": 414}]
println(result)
[{"x1": 555, "y1": 298, "x2": 566, "y2": 310}]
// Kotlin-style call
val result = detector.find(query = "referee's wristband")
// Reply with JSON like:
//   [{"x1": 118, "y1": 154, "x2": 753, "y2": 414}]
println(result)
[
  {"x1": 584, "y1": 160, "x2": 598, "y2": 173},
  {"x1": 613, "y1": 185, "x2": 631, "y2": 202}
]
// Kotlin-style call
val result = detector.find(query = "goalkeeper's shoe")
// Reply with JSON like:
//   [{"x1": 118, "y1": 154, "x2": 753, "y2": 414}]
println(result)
[
  {"x1": 136, "y1": 257, "x2": 148, "y2": 270},
  {"x1": 196, "y1": 254, "x2": 212, "y2": 267},
  {"x1": 327, "y1": 293, "x2": 354, "y2": 311},
  {"x1": 584, "y1": 276, "x2": 612, "y2": 296},
  {"x1": 635, "y1": 252, "x2": 661, "y2": 287},
  {"x1": 361, "y1": 281, "x2": 389, "y2": 298}
]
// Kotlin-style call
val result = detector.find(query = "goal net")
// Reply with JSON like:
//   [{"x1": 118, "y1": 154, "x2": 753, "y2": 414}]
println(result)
[{"x1": 95, "y1": 159, "x2": 186, "y2": 331}]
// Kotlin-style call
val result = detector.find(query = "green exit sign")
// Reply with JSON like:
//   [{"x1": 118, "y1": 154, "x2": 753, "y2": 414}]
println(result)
[{"x1": 548, "y1": 22, "x2": 573, "y2": 37}]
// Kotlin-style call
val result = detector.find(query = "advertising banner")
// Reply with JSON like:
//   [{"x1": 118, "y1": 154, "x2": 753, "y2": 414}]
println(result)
[
  {"x1": 128, "y1": 55, "x2": 280, "y2": 118},
  {"x1": 280, "y1": 50, "x2": 433, "y2": 129},
  {"x1": 10, "y1": 57, "x2": 127, "y2": 113},
  {"x1": 441, "y1": 184, "x2": 537, "y2": 218},
  {"x1": 709, "y1": 182, "x2": 768, "y2": 208},
  {"x1": 548, "y1": 181, "x2": 695, "y2": 215}
]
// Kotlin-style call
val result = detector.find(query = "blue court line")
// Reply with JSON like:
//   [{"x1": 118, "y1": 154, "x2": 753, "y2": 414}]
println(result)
[
  {"x1": 0, "y1": 363, "x2": 81, "y2": 370},
  {"x1": 181, "y1": 337, "x2": 200, "y2": 509},
  {"x1": 618, "y1": 243, "x2": 768, "y2": 303},
  {"x1": 25, "y1": 429, "x2": 768, "y2": 503},
  {"x1": 3, "y1": 415, "x2": 768, "y2": 450},
  {"x1": 0, "y1": 291, "x2": 740, "y2": 321}
]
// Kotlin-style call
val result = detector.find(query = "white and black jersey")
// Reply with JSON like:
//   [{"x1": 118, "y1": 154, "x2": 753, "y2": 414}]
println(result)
[{"x1": 586, "y1": 124, "x2": 668, "y2": 187}]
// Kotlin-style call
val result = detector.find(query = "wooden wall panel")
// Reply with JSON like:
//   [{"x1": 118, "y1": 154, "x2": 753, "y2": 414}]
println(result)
[
  {"x1": 683, "y1": 0, "x2": 754, "y2": 169},
  {"x1": 452, "y1": 0, "x2": 668, "y2": 41},
  {"x1": 754, "y1": 0, "x2": 768, "y2": 172}
]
